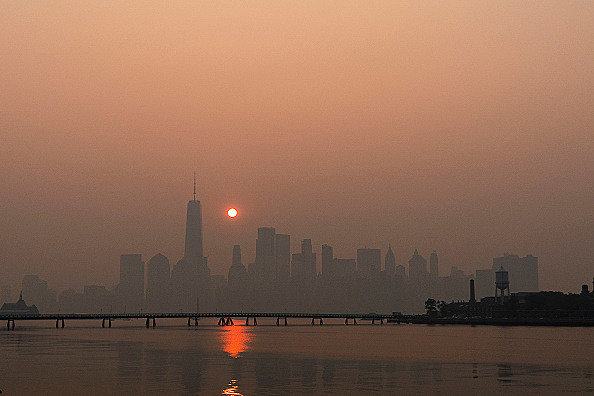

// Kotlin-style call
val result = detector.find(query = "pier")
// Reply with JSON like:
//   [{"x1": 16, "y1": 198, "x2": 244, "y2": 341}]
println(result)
[{"x1": 1, "y1": 312, "x2": 399, "y2": 330}]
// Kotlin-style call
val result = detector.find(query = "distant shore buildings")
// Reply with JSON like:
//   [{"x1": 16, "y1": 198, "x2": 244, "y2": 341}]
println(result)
[
  {"x1": 0, "y1": 181, "x2": 548, "y2": 315},
  {"x1": 436, "y1": 277, "x2": 593, "y2": 321}
]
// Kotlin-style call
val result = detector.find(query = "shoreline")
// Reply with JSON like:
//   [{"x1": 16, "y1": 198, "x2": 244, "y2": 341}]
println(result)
[{"x1": 390, "y1": 317, "x2": 594, "y2": 327}]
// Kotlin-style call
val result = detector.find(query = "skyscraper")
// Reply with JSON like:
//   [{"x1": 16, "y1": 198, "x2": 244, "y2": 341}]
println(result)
[
  {"x1": 227, "y1": 244, "x2": 249, "y2": 310},
  {"x1": 430, "y1": 250, "x2": 439, "y2": 280},
  {"x1": 275, "y1": 234, "x2": 291, "y2": 282},
  {"x1": 291, "y1": 239, "x2": 316, "y2": 281},
  {"x1": 333, "y1": 258, "x2": 357, "y2": 276},
  {"x1": 322, "y1": 244, "x2": 334, "y2": 277},
  {"x1": 408, "y1": 249, "x2": 428, "y2": 284},
  {"x1": 184, "y1": 173, "x2": 204, "y2": 270},
  {"x1": 171, "y1": 174, "x2": 209, "y2": 311},
  {"x1": 256, "y1": 227, "x2": 276, "y2": 281},
  {"x1": 146, "y1": 253, "x2": 170, "y2": 312},
  {"x1": 385, "y1": 245, "x2": 395, "y2": 276},
  {"x1": 228, "y1": 245, "x2": 248, "y2": 289},
  {"x1": 475, "y1": 269, "x2": 494, "y2": 299},
  {"x1": 119, "y1": 254, "x2": 144, "y2": 311},
  {"x1": 357, "y1": 248, "x2": 381, "y2": 278},
  {"x1": 302, "y1": 239, "x2": 316, "y2": 279}
]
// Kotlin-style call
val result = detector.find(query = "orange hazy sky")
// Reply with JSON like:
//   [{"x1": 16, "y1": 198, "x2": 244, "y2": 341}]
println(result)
[{"x1": 1, "y1": 1, "x2": 592, "y2": 293}]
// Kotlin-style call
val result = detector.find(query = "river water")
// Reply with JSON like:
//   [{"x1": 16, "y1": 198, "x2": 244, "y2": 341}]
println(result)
[{"x1": 0, "y1": 318, "x2": 592, "y2": 394}]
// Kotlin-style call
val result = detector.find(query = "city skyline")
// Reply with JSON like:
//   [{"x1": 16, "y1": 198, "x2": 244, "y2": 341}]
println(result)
[
  {"x1": 1, "y1": 2, "x2": 592, "y2": 394},
  {"x1": 2, "y1": 186, "x2": 545, "y2": 316},
  {"x1": 1, "y1": 1, "x2": 592, "y2": 298},
  {"x1": 0, "y1": 175, "x2": 579, "y2": 296}
]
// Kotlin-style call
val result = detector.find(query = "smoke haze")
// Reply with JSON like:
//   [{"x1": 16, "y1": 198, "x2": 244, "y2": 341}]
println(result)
[{"x1": 1, "y1": 1, "x2": 592, "y2": 292}]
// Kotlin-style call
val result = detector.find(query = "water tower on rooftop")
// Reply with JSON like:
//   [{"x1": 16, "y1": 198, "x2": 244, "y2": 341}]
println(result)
[{"x1": 495, "y1": 266, "x2": 510, "y2": 304}]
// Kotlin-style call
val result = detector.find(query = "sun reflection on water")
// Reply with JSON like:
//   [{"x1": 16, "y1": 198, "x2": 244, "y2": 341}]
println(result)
[
  {"x1": 220, "y1": 324, "x2": 252, "y2": 359},
  {"x1": 221, "y1": 379, "x2": 243, "y2": 395}
]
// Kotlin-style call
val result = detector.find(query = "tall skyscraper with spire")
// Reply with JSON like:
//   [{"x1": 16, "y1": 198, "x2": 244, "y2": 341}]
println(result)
[
  {"x1": 184, "y1": 172, "x2": 204, "y2": 269},
  {"x1": 171, "y1": 173, "x2": 209, "y2": 311}
]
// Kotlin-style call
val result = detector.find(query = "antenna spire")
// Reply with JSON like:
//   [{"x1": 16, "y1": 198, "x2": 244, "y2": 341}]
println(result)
[{"x1": 193, "y1": 171, "x2": 196, "y2": 201}]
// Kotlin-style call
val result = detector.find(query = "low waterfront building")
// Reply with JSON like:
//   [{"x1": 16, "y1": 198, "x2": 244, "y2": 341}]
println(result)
[{"x1": 0, "y1": 292, "x2": 39, "y2": 314}]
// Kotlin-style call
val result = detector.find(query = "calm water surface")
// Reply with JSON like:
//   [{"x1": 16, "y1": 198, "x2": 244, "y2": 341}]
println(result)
[{"x1": 0, "y1": 319, "x2": 592, "y2": 395}]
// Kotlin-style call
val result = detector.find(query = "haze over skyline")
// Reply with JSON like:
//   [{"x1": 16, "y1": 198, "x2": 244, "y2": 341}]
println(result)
[{"x1": 1, "y1": 1, "x2": 592, "y2": 292}]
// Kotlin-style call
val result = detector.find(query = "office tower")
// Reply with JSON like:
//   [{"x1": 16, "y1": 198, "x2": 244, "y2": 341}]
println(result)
[
  {"x1": 302, "y1": 239, "x2": 317, "y2": 279},
  {"x1": 385, "y1": 245, "x2": 395, "y2": 276},
  {"x1": 119, "y1": 254, "x2": 145, "y2": 311},
  {"x1": 322, "y1": 244, "x2": 334, "y2": 277},
  {"x1": 357, "y1": 248, "x2": 381, "y2": 277},
  {"x1": 171, "y1": 175, "x2": 210, "y2": 311},
  {"x1": 275, "y1": 234, "x2": 291, "y2": 282},
  {"x1": 408, "y1": 249, "x2": 428, "y2": 283},
  {"x1": 291, "y1": 239, "x2": 316, "y2": 281},
  {"x1": 184, "y1": 174, "x2": 205, "y2": 271},
  {"x1": 333, "y1": 258, "x2": 357, "y2": 276},
  {"x1": 232, "y1": 244, "x2": 242, "y2": 267},
  {"x1": 475, "y1": 269, "x2": 494, "y2": 299},
  {"x1": 146, "y1": 253, "x2": 170, "y2": 311},
  {"x1": 430, "y1": 250, "x2": 438, "y2": 279},
  {"x1": 256, "y1": 227, "x2": 276, "y2": 281},
  {"x1": 228, "y1": 245, "x2": 248, "y2": 289},
  {"x1": 492, "y1": 253, "x2": 539, "y2": 292}
]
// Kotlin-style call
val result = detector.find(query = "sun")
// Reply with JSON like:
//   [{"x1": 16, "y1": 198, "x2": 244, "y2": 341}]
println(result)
[{"x1": 227, "y1": 208, "x2": 238, "y2": 218}]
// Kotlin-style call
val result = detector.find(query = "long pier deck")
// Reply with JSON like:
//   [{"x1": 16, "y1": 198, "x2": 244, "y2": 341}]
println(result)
[
  {"x1": 1, "y1": 312, "x2": 401, "y2": 329},
  {"x1": 3, "y1": 313, "x2": 592, "y2": 329}
]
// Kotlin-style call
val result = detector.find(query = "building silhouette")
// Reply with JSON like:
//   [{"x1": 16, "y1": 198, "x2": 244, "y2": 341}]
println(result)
[
  {"x1": 171, "y1": 175, "x2": 212, "y2": 311},
  {"x1": 119, "y1": 254, "x2": 144, "y2": 312},
  {"x1": 228, "y1": 245, "x2": 248, "y2": 288},
  {"x1": 384, "y1": 245, "x2": 395, "y2": 276},
  {"x1": 321, "y1": 244, "x2": 334, "y2": 277},
  {"x1": 357, "y1": 249, "x2": 381, "y2": 278},
  {"x1": 408, "y1": 249, "x2": 428, "y2": 284},
  {"x1": 333, "y1": 258, "x2": 356, "y2": 277},
  {"x1": 146, "y1": 253, "x2": 170, "y2": 312},
  {"x1": 12, "y1": 177, "x2": 548, "y2": 316},
  {"x1": 256, "y1": 227, "x2": 276, "y2": 282},
  {"x1": 475, "y1": 269, "x2": 494, "y2": 299},
  {"x1": 430, "y1": 250, "x2": 439, "y2": 280},
  {"x1": 292, "y1": 239, "x2": 316, "y2": 282},
  {"x1": 184, "y1": 174, "x2": 205, "y2": 270},
  {"x1": 227, "y1": 245, "x2": 249, "y2": 310},
  {"x1": 275, "y1": 234, "x2": 291, "y2": 283},
  {"x1": 0, "y1": 292, "x2": 39, "y2": 314}
]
